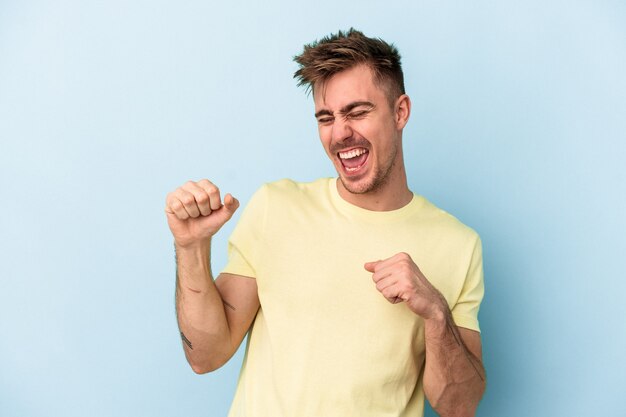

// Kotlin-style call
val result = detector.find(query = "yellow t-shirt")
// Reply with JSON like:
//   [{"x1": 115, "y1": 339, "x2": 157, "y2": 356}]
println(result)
[{"x1": 222, "y1": 178, "x2": 484, "y2": 417}]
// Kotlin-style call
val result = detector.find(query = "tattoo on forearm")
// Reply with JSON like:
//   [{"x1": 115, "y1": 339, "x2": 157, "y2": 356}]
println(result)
[
  {"x1": 223, "y1": 300, "x2": 236, "y2": 311},
  {"x1": 180, "y1": 331, "x2": 193, "y2": 350}
]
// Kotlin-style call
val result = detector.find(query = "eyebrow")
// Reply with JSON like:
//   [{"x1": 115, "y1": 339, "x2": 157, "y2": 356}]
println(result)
[{"x1": 314, "y1": 101, "x2": 375, "y2": 119}]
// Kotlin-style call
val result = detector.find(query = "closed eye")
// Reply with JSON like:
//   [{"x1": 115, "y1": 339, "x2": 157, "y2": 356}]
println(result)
[
  {"x1": 317, "y1": 117, "x2": 334, "y2": 125},
  {"x1": 347, "y1": 110, "x2": 369, "y2": 119}
]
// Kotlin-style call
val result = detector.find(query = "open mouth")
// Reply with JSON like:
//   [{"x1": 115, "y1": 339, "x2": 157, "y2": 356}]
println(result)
[{"x1": 338, "y1": 147, "x2": 369, "y2": 174}]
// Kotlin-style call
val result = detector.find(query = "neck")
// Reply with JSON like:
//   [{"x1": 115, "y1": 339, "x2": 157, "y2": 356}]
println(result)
[{"x1": 336, "y1": 162, "x2": 413, "y2": 212}]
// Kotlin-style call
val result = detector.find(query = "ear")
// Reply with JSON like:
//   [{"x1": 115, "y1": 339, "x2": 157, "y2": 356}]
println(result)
[{"x1": 394, "y1": 94, "x2": 411, "y2": 130}]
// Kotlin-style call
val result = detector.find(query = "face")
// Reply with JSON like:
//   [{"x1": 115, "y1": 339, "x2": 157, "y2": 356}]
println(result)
[{"x1": 313, "y1": 65, "x2": 409, "y2": 196}]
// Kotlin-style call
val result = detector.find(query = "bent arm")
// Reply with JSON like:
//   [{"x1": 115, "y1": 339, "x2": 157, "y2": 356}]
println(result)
[
  {"x1": 423, "y1": 312, "x2": 486, "y2": 417},
  {"x1": 365, "y1": 251, "x2": 485, "y2": 415},
  {"x1": 165, "y1": 180, "x2": 260, "y2": 373},
  {"x1": 175, "y1": 241, "x2": 259, "y2": 373}
]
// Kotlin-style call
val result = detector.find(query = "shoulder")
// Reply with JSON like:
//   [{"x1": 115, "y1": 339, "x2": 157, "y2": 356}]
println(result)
[
  {"x1": 416, "y1": 196, "x2": 481, "y2": 246},
  {"x1": 263, "y1": 177, "x2": 330, "y2": 193},
  {"x1": 247, "y1": 178, "x2": 334, "y2": 221},
  {"x1": 260, "y1": 178, "x2": 331, "y2": 202}
]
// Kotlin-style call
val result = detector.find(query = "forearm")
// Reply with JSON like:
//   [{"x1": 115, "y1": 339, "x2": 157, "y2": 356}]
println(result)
[
  {"x1": 423, "y1": 308, "x2": 486, "y2": 417},
  {"x1": 175, "y1": 241, "x2": 233, "y2": 373}
]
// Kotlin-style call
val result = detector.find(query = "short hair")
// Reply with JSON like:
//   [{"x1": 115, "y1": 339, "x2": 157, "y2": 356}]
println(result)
[{"x1": 293, "y1": 28, "x2": 405, "y2": 104}]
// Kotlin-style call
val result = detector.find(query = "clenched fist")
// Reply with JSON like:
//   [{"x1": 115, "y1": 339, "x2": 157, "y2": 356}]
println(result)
[
  {"x1": 364, "y1": 252, "x2": 447, "y2": 320},
  {"x1": 165, "y1": 179, "x2": 239, "y2": 248}
]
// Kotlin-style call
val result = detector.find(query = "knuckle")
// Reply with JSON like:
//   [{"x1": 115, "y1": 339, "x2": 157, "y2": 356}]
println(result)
[
  {"x1": 175, "y1": 207, "x2": 188, "y2": 219},
  {"x1": 182, "y1": 195, "x2": 195, "y2": 205},
  {"x1": 169, "y1": 191, "x2": 182, "y2": 203},
  {"x1": 195, "y1": 193, "x2": 209, "y2": 203}
]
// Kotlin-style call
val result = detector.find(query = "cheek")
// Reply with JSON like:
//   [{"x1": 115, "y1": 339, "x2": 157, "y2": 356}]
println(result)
[
  {"x1": 318, "y1": 129, "x2": 333, "y2": 155},
  {"x1": 318, "y1": 126, "x2": 331, "y2": 143}
]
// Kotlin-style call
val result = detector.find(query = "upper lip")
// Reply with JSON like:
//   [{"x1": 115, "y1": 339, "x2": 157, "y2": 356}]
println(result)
[{"x1": 336, "y1": 146, "x2": 369, "y2": 157}]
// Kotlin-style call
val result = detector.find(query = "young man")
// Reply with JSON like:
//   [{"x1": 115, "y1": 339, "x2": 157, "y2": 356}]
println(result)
[{"x1": 166, "y1": 29, "x2": 486, "y2": 417}]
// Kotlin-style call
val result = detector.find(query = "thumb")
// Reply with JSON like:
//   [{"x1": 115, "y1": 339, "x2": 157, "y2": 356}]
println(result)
[
  {"x1": 210, "y1": 193, "x2": 239, "y2": 226},
  {"x1": 223, "y1": 193, "x2": 240, "y2": 214},
  {"x1": 364, "y1": 260, "x2": 380, "y2": 273}
]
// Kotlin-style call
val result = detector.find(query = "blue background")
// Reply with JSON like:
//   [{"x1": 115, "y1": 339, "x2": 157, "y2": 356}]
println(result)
[{"x1": 1, "y1": 1, "x2": 625, "y2": 416}]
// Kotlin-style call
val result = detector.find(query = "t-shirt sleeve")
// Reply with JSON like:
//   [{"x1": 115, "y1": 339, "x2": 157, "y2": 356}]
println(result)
[
  {"x1": 451, "y1": 236, "x2": 485, "y2": 332},
  {"x1": 221, "y1": 185, "x2": 268, "y2": 279}
]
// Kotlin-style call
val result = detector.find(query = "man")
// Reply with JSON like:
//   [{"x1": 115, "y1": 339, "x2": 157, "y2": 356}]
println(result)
[{"x1": 166, "y1": 29, "x2": 486, "y2": 417}]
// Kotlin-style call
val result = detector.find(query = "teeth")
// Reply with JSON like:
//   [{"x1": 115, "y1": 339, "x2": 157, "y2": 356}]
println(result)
[{"x1": 339, "y1": 148, "x2": 367, "y2": 159}]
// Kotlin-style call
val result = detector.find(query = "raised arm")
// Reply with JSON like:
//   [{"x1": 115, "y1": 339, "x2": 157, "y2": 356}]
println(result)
[{"x1": 166, "y1": 180, "x2": 260, "y2": 374}]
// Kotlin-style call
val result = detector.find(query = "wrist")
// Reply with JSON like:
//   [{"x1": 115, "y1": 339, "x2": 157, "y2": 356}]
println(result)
[
  {"x1": 174, "y1": 240, "x2": 214, "y2": 291},
  {"x1": 174, "y1": 239, "x2": 212, "y2": 272},
  {"x1": 424, "y1": 301, "x2": 451, "y2": 339},
  {"x1": 174, "y1": 238, "x2": 212, "y2": 253}
]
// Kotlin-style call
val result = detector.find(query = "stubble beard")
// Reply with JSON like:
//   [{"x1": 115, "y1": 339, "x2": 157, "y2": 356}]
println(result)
[{"x1": 339, "y1": 145, "x2": 398, "y2": 195}]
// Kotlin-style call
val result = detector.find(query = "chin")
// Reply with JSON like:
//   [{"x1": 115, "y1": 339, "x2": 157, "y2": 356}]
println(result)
[{"x1": 338, "y1": 174, "x2": 379, "y2": 195}]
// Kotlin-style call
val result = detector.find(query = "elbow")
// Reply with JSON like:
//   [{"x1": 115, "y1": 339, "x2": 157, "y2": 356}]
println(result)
[
  {"x1": 190, "y1": 362, "x2": 213, "y2": 375},
  {"x1": 187, "y1": 354, "x2": 228, "y2": 374},
  {"x1": 182, "y1": 338, "x2": 236, "y2": 374}
]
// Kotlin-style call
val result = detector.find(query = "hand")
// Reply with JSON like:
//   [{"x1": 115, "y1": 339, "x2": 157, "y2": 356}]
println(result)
[
  {"x1": 165, "y1": 179, "x2": 239, "y2": 248},
  {"x1": 364, "y1": 252, "x2": 447, "y2": 320}
]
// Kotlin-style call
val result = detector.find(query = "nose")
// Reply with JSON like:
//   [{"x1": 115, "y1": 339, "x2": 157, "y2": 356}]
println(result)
[{"x1": 331, "y1": 117, "x2": 353, "y2": 143}]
